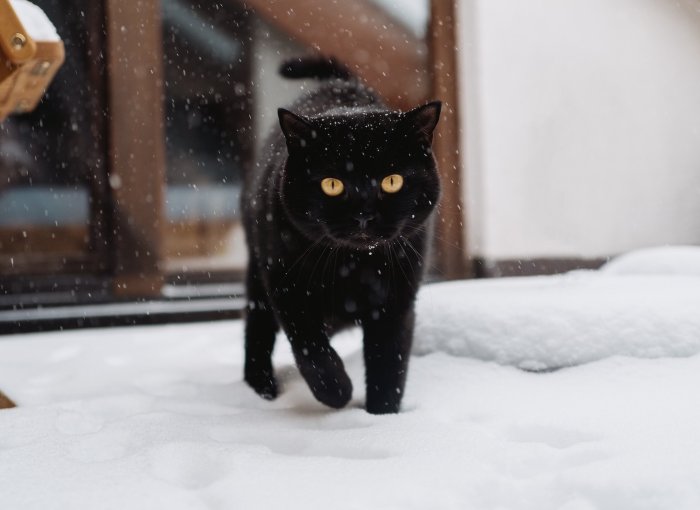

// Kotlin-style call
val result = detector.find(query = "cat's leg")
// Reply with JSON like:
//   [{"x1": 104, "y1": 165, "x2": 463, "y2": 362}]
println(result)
[
  {"x1": 362, "y1": 307, "x2": 415, "y2": 414},
  {"x1": 276, "y1": 311, "x2": 353, "y2": 409},
  {"x1": 244, "y1": 268, "x2": 279, "y2": 400}
]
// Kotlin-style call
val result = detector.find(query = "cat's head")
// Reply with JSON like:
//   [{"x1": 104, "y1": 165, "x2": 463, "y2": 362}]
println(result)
[{"x1": 278, "y1": 102, "x2": 441, "y2": 249}]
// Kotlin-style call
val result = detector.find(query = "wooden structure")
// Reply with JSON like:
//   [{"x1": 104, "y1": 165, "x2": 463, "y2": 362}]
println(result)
[
  {"x1": 105, "y1": 0, "x2": 167, "y2": 297},
  {"x1": 428, "y1": 0, "x2": 469, "y2": 278},
  {"x1": 0, "y1": 390, "x2": 15, "y2": 409}
]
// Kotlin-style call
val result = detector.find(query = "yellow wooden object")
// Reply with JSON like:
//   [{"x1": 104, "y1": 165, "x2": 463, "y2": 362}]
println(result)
[{"x1": 0, "y1": 0, "x2": 64, "y2": 121}]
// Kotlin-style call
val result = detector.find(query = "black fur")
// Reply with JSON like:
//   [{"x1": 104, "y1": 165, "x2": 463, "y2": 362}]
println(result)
[
  {"x1": 279, "y1": 56, "x2": 351, "y2": 80},
  {"x1": 242, "y1": 57, "x2": 441, "y2": 414}
]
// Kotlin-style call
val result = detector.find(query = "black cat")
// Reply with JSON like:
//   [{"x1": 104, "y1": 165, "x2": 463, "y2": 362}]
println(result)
[{"x1": 242, "y1": 57, "x2": 441, "y2": 414}]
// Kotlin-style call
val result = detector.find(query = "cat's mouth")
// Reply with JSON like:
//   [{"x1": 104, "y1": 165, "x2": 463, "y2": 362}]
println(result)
[
  {"x1": 327, "y1": 231, "x2": 394, "y2": 250},
  {"x1": 324, "y1": 219, "x2": 407, "y2": 250}
]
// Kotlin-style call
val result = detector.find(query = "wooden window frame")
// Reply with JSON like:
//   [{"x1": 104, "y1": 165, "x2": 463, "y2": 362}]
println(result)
[
  {"x1": 428, "y1": 0, "x2": 470, "y2": 279},
  {"x1": 105, "y1": 0, "x2": 166, "y2": 298}
]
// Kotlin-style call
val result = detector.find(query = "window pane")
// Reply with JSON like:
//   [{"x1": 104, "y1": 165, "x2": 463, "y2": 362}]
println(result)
[
  {"x1": 0, "y1": 0, "x2": 107, "y2": 276},
  {"x1": 161, "y1": 0, "x2": 252, "y2": 273}
]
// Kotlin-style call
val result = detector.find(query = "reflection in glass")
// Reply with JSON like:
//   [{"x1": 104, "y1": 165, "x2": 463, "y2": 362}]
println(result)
[
  {"x1": 0, "y1": 0, "x2": 106, "y2": 276},
  {"x1": 161, "y1": 0, "x2": 252, "y2": 272}
]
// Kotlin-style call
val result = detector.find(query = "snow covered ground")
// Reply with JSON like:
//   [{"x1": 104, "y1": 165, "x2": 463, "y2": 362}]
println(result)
[{"x1": 1, "y1": 247, "x2": 700, "y2": 509}]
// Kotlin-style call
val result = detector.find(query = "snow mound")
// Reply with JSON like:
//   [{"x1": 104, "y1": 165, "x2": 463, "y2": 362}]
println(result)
[
  {"x1": 10, "y1": 0, "x2": 60, "y2": 42},
  {"x1": 601, "y1": 245, "x2": 700, "y2": 276},
  {"x1": 415, "y1": 252, "x2": 700, "y2": 370}
]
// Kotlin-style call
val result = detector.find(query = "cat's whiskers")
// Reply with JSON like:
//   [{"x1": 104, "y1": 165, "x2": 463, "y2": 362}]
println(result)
[
  {"x1": 398, "y1": 238, "x2": 421, "y2": 281},
  {"x1": 400, "y1": 234, "x2": 444, "y2": 277},
  {"x1": 329, "y1": 245, "x2": 343, "y2": 324},
  {"x1": 388, "y1": 240, "x2": 415, "y2": 291},
  {"x1": 283, "y1": 235, "x2": 327, "y2": 280},
  {"x1": 400, "y1": 227, "x2": 458, "y2": 278},
  {"x1": 383, "y1": 242, "x2": 397, "y2": 298},
  {"x1": 319, "y1": 243, "x2": 338, "y2": 288},
  {"x1": 304, "y1": 242, "x2": 331, "y2": 295},
  {"x1": 408, "y1": 223, "x2": 465, "y2": 253}
]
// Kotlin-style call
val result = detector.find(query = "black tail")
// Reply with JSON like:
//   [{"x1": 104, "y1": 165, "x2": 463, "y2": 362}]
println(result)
[{"x1": 279, "y1": 56, "x2": 351, "y2": 81}]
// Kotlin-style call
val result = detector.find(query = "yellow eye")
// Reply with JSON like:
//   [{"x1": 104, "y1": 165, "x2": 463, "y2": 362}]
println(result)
[
  {"x1": 381, "y1": 174, "x2": 404, "y2": 193},
  {"x1": 321, "y1": 177, "x2": 344, "y2": 196}
]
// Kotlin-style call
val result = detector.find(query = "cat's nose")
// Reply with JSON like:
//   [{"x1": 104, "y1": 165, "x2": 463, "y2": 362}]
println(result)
[{"x1": 354, "y1": 214, "x2": 375, "y2": 229}]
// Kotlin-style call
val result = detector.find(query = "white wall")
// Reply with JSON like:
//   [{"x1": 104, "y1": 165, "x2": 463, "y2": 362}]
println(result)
[{"x1": 458, "y1": 0, "x2": 700, "y2": 259}]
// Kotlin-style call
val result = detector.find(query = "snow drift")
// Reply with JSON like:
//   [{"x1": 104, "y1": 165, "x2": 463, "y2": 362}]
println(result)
[{"x1": 414, "y1": 246, "x2": 700, "y2": 370}]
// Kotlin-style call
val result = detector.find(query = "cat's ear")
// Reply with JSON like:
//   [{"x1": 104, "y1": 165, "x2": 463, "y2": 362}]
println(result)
[
  {"x1": 403, "y1": 101, "x2": 442, "y2": 143},
  {"x1": 278, "y1": 108, "x2": 315, "y2": 148}
]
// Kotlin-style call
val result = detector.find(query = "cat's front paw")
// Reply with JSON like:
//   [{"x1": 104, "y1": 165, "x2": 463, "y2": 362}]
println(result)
[
  {"x1": 244, "y1": 367, "x2": 278, "y2": 400},
  {"x1": 366, "y1": 391, "x2": 402, "y2": 414},
  {"x1": 366, "y1": 400, "x2": 401, "y2": 415},
  {"x1": 298, "y1": 358, "x2": 353, "y2": 409}
]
